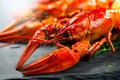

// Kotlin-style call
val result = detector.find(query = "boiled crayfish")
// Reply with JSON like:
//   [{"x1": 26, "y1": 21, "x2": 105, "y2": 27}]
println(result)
[{"x1": 0, "y1": 0, "x2": 120, "y2": 76}]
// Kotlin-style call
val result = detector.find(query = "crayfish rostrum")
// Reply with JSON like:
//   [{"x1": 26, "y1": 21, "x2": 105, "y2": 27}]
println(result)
[{"x1": 0, "y1": 0, "x2": 120, "y2": 76}]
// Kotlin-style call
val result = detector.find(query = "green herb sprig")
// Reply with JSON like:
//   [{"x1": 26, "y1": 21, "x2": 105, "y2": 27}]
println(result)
[{"x1": 94, "y1": 35, "x2": 120, "y2": 56}]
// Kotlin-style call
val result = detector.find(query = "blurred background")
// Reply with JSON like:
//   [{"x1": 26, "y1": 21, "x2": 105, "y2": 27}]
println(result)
[{"x1": 0, "y1": 0, "x2": 34, "y2": 30}]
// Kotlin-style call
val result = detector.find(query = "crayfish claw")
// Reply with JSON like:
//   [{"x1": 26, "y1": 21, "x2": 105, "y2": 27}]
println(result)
[
  {"x1": 16, "y1": 30, "x2": 45, "y2": 70},
  {"x1": 16, "y1": 42, "x2": 39, "y2": 70},
  {"x1": 21, "y1": 48, "x2": 80, "y2": 75}
]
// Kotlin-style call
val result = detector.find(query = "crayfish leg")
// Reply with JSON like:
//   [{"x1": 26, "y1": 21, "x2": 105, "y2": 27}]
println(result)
[
  {"x1": 88, "y1": 38, "x2": 107, "y2": 59},
  {"x1": 106, "y1": 32, "x2": 115, "y2": 55},
  {"x1": 88, "y1": 32, "x2": 115, "y2": 59}
]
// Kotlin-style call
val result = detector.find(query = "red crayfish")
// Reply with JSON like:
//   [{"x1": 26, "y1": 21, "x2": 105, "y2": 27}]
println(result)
[{"x1": 0, "y1": 0, "x2": 120, "y2": 76}]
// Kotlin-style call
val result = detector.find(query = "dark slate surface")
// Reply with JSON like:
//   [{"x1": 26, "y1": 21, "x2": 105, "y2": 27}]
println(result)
[{"x1": 0, "y1": 44, "x2": 120, "y2": 80}]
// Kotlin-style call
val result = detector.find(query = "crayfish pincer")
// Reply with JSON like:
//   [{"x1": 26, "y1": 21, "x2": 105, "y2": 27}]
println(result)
[{"x1": 11, "y1": 8, "x2": 119, "y2": 75}]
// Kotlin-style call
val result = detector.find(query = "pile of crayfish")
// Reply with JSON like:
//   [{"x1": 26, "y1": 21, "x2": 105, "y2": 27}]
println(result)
[{"x1": 0, "y1": 0, "x2": 120, "y2": 76}]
